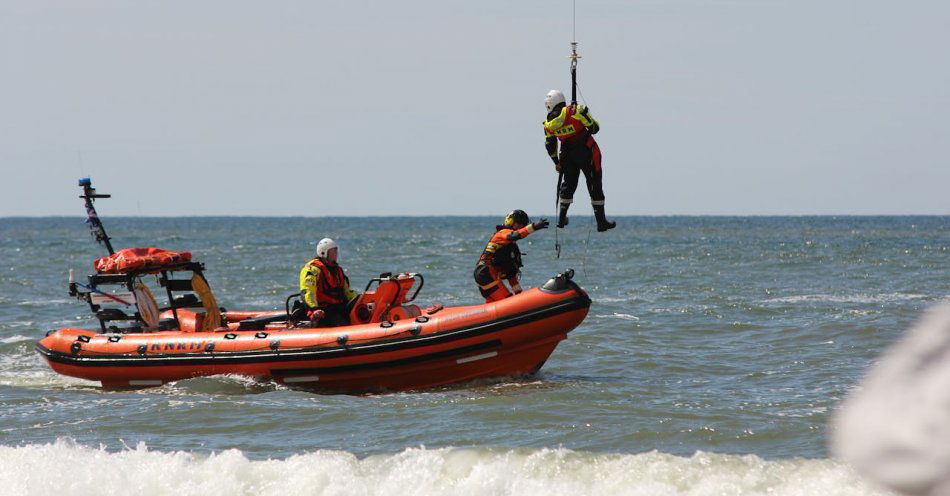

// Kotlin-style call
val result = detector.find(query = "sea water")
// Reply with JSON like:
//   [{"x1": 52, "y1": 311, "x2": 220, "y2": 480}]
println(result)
[{"x1": 1, "y1": 216, "x2": 947, "y2": 495}]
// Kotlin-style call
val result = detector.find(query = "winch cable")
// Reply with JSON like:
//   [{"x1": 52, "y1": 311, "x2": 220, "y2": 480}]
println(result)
[
  {"x1": 570, "y1": 0, "x2": 600, "y2": 280},
  {"x1": 577, "y1": 77, "x2": 595, "y2": 280},
  {"x1": 582, "y1": 218, "x2": 593, "y2": 279},
  {"x1": 554, "y1": 0, "x2": 582, "y2": 259},
  {"x1": 554, "y1": 176, "x2": 562, "y2": 259}
]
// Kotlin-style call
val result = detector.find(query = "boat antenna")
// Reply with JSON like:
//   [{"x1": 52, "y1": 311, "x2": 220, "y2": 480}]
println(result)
[{"x1": 78, "y1": 177, "x2": 115, "y2": 255}]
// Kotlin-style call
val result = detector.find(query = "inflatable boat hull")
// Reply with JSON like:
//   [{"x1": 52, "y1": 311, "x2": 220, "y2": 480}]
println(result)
[{"x1": 36, "y1": 285, "x2": 590, "y2": 392}]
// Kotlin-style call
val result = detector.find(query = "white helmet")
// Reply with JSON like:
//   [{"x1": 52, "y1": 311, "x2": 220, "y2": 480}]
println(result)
[
  {"x1": 315, "y1": 237, "x2": 338, "y2": 260},
  {"x1": 545, "y1": 89, "x2": 565, "y2": 112}
]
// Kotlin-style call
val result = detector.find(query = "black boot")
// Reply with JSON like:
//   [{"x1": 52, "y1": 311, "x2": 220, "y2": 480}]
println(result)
[
  {"x1": 557, "y1": 199, "x2": 571, "y2": 228},
  {"x1": 593, "y1": 203, "x2": 616, "y2": 232}
]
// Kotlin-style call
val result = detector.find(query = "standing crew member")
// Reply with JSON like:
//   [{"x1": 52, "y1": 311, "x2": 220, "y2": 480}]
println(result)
[
  {"x1": 544, "y1": 89, "x2": 616, "y2": 232},
  {"x1": 474, "y1": 210, "x2": 549, "y2": 303},
  {"x1": 299, "y1": 238, "x2": 358, "y2": 327}
]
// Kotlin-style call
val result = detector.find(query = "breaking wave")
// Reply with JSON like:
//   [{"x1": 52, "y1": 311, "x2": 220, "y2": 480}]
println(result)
[{"x1": 0, "y1": 440, "x2": 893, "y2": 496}]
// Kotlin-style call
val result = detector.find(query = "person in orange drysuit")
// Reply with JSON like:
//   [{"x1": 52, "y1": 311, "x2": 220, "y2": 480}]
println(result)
[{"x1": 473, "y1": 210, "x2": 549, "y2": 303}]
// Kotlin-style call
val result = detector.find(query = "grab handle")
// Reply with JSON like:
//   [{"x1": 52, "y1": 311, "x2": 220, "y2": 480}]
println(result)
[{"x1": 405, "y1": 273, "x2": 424, "y2": 303}]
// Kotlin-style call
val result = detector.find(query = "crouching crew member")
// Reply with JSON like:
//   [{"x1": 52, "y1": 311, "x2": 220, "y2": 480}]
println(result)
[
  {"x1": 474, "y1": 210, "x2": 549, "y2": 303},
  {"x1": 299, "y1": 238, "x2": 358, "y2": 327},
  {"x1": 543, "y1": 89, "x2": 616, "y2": 232}
]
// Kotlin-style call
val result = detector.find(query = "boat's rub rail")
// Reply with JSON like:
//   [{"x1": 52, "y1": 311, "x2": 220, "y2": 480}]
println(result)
[
  {"x1": 269, "y1": 339, "x2": 504, "y2": 377},
  {"x1": 36, "y1": 292, "x2": 591, "y2": 368}
]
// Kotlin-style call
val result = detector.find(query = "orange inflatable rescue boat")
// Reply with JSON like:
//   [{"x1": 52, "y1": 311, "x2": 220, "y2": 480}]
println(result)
[{"x1": 35, "y1": 179, "x2": 591, "y2": 392}]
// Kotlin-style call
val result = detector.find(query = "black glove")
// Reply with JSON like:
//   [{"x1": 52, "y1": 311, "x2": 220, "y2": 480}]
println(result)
[{"x1": 533, "y1": 218, "x2": 550, "y2": 230}]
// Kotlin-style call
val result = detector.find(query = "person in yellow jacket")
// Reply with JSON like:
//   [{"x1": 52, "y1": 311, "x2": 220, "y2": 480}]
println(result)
[
  {"x1": 544, "y1": 89, "x2": 615, "y2": 232},
  {"x1": 299, "y1": 238, "x2": 358, "y2": 327}
]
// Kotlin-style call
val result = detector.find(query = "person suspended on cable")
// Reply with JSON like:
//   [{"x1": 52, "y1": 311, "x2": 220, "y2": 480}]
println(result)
[
  {"x1": 299, "y1": 238, "x2": 359, "y2": 327},
  {"x1": 473, "y1": 210, "x2": 549, "y2": 303},
  {"x1": 544, "y1": 89, "x2": 616, "y2": 232}
]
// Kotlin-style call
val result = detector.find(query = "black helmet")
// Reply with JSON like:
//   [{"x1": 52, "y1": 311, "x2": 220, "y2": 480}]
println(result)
[{"x1": 503, "y1": 209, "x2": 530, "y2": 228}]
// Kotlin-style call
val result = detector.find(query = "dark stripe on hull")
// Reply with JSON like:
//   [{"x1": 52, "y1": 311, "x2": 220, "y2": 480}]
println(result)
[
  {"x1": 36, "y1": 294, "x2": 590, "y2": 369},
  {"x1": 271, "y1": 340, "x2": 503, "y2": 376}
]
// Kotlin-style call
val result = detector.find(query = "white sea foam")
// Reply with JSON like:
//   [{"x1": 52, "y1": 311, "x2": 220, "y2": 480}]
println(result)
[
  {"x1": 610, "y1": 313, "x2": 640, "y2": 321},
  {"x1": 593, "y1": 297, "x2": 630, "y2": 303},
  {"x1": 161, "y1": 374, "x2": 289, "y2": 395},
  {"x1": 0, "y1": 440, "x2": 893, "y2": 496},
  {"x1": 0, "y1": 367, "x2": 97, "y2": 389},
  {"x1": 764, "y1": 293, "x2": 928, "y2": 305},
  {"x1": 16, "y1": 298, "x2": 72, "y2": 306},
  {"x1": 1, "y1": 334, "x2": 34, "y2": 344},
  {"x1": 0, "y1": 346, "x2": 98, "y2": 389}
]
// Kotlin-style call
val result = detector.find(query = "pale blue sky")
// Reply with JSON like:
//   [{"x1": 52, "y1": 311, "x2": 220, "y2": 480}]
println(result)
[{"x1": 1, "y1": 1, "x2": 947, "y2": 216}]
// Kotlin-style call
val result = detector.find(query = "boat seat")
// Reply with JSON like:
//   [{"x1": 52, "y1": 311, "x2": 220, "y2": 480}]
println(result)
[
  {"x1": 387, "y1": 305, "x2": 421, "y2": 321},
  {"x1": 96, "y1": 308, "x2": 132, "y2": 321},
  {"x1": 348, "y1": 272, "x2": 424, "y2": 324}
]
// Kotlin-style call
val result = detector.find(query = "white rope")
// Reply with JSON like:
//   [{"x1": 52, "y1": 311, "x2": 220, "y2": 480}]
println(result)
[{"x1": 582, "y1": 216, "x2": 593, "y2": 278}]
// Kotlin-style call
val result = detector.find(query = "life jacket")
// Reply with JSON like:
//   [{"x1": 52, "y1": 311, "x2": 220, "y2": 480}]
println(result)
[
  {"x1": 492, "y1": 242, "x2": 523, "y2": 277},
  {"x1": 478, "y1": 229, "x2": 523, "y2": 279},
  {"x1": 306, "y1": 259, "x2": 349, "y2": 306},
  {"x1": 545, "y1": 105, "x2": 590, "y2": 144}
]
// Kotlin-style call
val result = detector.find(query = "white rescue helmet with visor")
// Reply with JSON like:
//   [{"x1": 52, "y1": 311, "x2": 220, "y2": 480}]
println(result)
[
  {"x1": 545, "y1": 89, "x2": 566, "y2": 113},
  {"x1": 315, "y1": 238, "x2": 339, "y2": 261}
]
